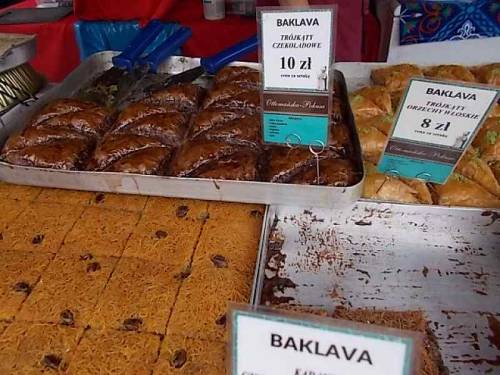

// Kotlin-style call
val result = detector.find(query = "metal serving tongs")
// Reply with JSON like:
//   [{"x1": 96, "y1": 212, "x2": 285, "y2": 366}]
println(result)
[
  {"x1": 126, "y1": 34, "x2": 259, "y2": 104},
  {"x1": 78, "y1": 20, "x2": 164, "y2": 106},
  {"x1": 113, "y1": 26, "x2": 193, "y2": 108},
  {"x1": 79, "y1": 21, "x2": 192, "y2": 108}
]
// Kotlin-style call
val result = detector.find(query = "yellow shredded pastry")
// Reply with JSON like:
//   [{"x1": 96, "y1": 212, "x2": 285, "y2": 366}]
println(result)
[
  {"x1": 89, "y1": 257, "x2": 181, "y2": 334},
  {"x1": 60, "y1": 206, "x2": 140, "y2": 257},
  {"x1": 0, "y1": 322, "x2": 83, "y2": 374},
  {"x1": 168, "y1": 264, "x2": 252, "y2": 342},
  {"x1": 0, "y1": 181, "x2": 41, "y2": 201},
  {"x1": 36, "y1": 188, "x2": 94, "y2": 205},
  {"x1": 143, "y1": 197, "x2": 209, "y2": 220},
  {"x1": 0, "y1": 202, "x2": 84, "y2": 253},
  {"x1": 122, "y1": 215, "x2": 203, "y2": 266},
  {"x1": 18, "y1": 253, "x2": 118, "y2": 327},
  {"x1": 66, "y1": 329, "x2": 160, "y2": 375},
  {"x1": 207, "y1": 201, "x2": 264, "y2": 223},
  {"x1": 89, "y1": 192, "x2": 148, "y2": 212},
  {"x1": 154, "y1": 333, "x2": 226, "y2": 375},
  {"x1": 0, "y1": 198, "x2": 30, "y2": 231},
  {"x1": 0, "y1": 250, "x2": 52, "y2": 320},
  {"x1": 193, "y1": 219, "x2": 262, "y2": 277}
]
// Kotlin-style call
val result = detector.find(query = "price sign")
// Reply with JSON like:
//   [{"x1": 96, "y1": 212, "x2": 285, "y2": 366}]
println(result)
[
  {"x1": 378, "y1": 79, "x2": 499, "y2": 184},
  {"x1": 258, "y1": 7, "x2": 336, "y2": 146},
  {"x1": 229, "y1": 304, "x2": 420, "y2": 375}
]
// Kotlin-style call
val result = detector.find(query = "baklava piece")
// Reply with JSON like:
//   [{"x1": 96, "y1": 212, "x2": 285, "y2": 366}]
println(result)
[
  {"x1": 203, "y1": 82, "x2": 260, "y2": 113},
  {"x1": 1, "y1": 98, "x2": 111, "y2": 169},
  {"x1": 424, "y1": 64, "x2": 476, "y2": 83},
  {"x1": 288, "y1": 158, "x2": 360, "y2": 187},
  {"x1": 213, "y1": 66, "x2": 260, "y2": 88},
  {"x1": 371, "y1": 64, "x2": 423, "y2": 92},
  {"x1": 350, "y1": 85, "x2": 393, "y2": 120},
  {"x1": 193, "y1": 112, "x2": 261, "y2": 149},
  {"x1": 432, "y1": 173, "x2": 500, "y2": 208},
  {"x1": 29, "y1": 98, "x2": 99, "y2": 127},
  {"x1": 265, "y1": 146, "x2": 343, "y2": 183},
  {"x1": 455, "y1": 147, "x2": 500, "y2": 197},
  {"x1": 111, "y1": 111, "x2": 189, "y2": 147},
  {"x1": 169, "y1": 139, "x2": 260, "y2": 180},
  {"x1": 362, "y1": 162, "x2": 432, "y2": 204},
  {"x1": 472, "y1": 63, "x2": 500, "y2": 86},
  {"x1": 355, "y1": 119, "x2": 388, "y2": 164},
  {"x1": 472, "y1": 116, "x2": 499, "y2": 164},
  {"x1": 188, "y1": 109, "x2": 248, "y2": 139},
  {"x1": 88, "y1": 133, "x2": 170, "y2": 172},
  {"x1": 2, "y1": 138, "x2": 92, "y2": 170},
  {"x1": 142, "y1": 83, "x2": 205, "y2": 112}
]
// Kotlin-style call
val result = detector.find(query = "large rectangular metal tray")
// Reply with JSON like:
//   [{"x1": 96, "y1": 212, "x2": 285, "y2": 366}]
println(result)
[
  {"x1": 252, "y1": 202, "x2": 500, "y2": 374},
  {"x1": 0, "y1": 52, "x2": 364, "y2": 209}
]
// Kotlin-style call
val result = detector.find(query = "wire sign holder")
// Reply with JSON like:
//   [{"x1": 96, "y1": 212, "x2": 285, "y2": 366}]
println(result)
[{"x1": 257, "y1": 5, "x2": 337, "y2": 150}]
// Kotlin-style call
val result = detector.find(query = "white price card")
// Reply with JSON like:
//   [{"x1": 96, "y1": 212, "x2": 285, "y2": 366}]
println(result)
[
  {"x1": 229, "y1": 304, "x2": 420, "y2": 375},
  {"x1": 258, "y1": 6, "x2": 336, "y2": 147},
  {"x1": 378, "y1": 78, "x2": 499, "y2": 184},
  {"x1": 260, "y1": 8, "x2": 334, "y2": 92}
]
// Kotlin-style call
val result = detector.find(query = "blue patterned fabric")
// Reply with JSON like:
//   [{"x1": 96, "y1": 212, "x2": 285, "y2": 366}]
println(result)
[{"x1": 399, "y1": 0, "x2": 500, "y2": 45}]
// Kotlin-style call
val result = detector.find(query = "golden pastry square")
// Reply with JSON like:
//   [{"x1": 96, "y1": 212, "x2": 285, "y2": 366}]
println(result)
[
  {"x1": 36, "y1": 188, "x2": 94, "y2": 205},
  {"x1": 193, "y1": 219, "x2": 262, "y2": 276},
  {"x1": 207, "y1": 201, "x2": 264, "y2": 223},
  {"x1": 154, "y1": 334, "x2": 225, "y2": 375},
  {"x1": 90, "y1": 257, "x2": 181, "y2": 334},
  {"x1": 66, "y1": 329, "x2": 160, "y2": 375},
  {"x1": 0, "y1": 250, "x2": 52, "y2": 320},
  {"x1": 0, "y1": 202, "x2": 84, "y2": 253},
  {"x1": 0, "y1": 322, "x2": 82, "y2": 374},
  {"x1": 60, "y1": 206, "x2": 140, "y2": 257},
  {"x1": 0, "y1": 182, "x2": 41, "y2": 201},
  {"x1": 17, "y1": 253, "x2": 117, "y2": 326},
  {"x1": 122, "y1": 215, "x2": 203, "y2": 266},
  {"x1": 143, "y1": 197, "x2": 209, "y2": 221},
  {"x1": 0, "y1": 198, "x2": 29, "y2": 231},
  {"x1": 90, "y1": 191, "x2": 148, "y2": 212},
  {"x1": 0, "y1": 321, "x2": 9, "y2": 335},
  {"x1": 167, "y1": 266, "x2": 252, "y2": 342}
]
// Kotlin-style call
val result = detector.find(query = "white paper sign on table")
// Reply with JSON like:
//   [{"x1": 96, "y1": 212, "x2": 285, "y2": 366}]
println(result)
[{"x1": 230, "y1": 306, "x2": 419, "y2": 375}]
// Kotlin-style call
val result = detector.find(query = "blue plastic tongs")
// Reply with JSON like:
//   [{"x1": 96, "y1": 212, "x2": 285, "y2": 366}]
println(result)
[
  {"x1": 111, "y1": 22, "x2": 192, "y2": 107},
  {"x1": 144, "y1": 34, "x2": 259, "y2": 93}
]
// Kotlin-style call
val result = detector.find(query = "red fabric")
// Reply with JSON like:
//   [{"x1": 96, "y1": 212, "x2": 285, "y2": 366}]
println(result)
[
  {"x1": 164, "y1": 0, "x2": 258, "y2": 61},
  {"x1": 0, "y1": 0, "x2": 80, "y2": 82},
  {"x1": 74, "y1": 0, "x2": 179, "y2": 23},
  {"x1": 362, "y1": 0, "x2": 380, "y2": 62},
  {"x1": 74, "y1": 0, "x2": 373, "y2": 62}
]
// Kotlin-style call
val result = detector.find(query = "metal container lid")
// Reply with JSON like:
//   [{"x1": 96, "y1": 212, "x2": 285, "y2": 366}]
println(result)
[{"x1": 0, "y1": 33, "x2": 36, "y2": 73}]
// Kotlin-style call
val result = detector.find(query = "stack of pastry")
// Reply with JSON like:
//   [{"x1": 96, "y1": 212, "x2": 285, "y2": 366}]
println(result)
[
  {"x1": 88, "y1": 84, "x2": 204, "y2": 174},
  {"x1": 169, "y1": 67, "x2": 262, "y2": 181},
  {"x1": 1, "y1": 99, "x2": 111, "y2": 170},
  {"x1": 352, "y1": 63, "x2": 500, "y2": 208}
]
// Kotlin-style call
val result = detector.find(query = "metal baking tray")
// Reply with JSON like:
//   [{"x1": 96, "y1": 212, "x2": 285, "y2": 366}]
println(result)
[
  {"x1": 0, "y1": 33, "x2": 36, "y2": 73},
  {"x1": 0, "y1": 52, "x2": 364, "y2": 209},
  {"x1": 253, "y1": 202, "x2": 500, "y2": 374}
]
